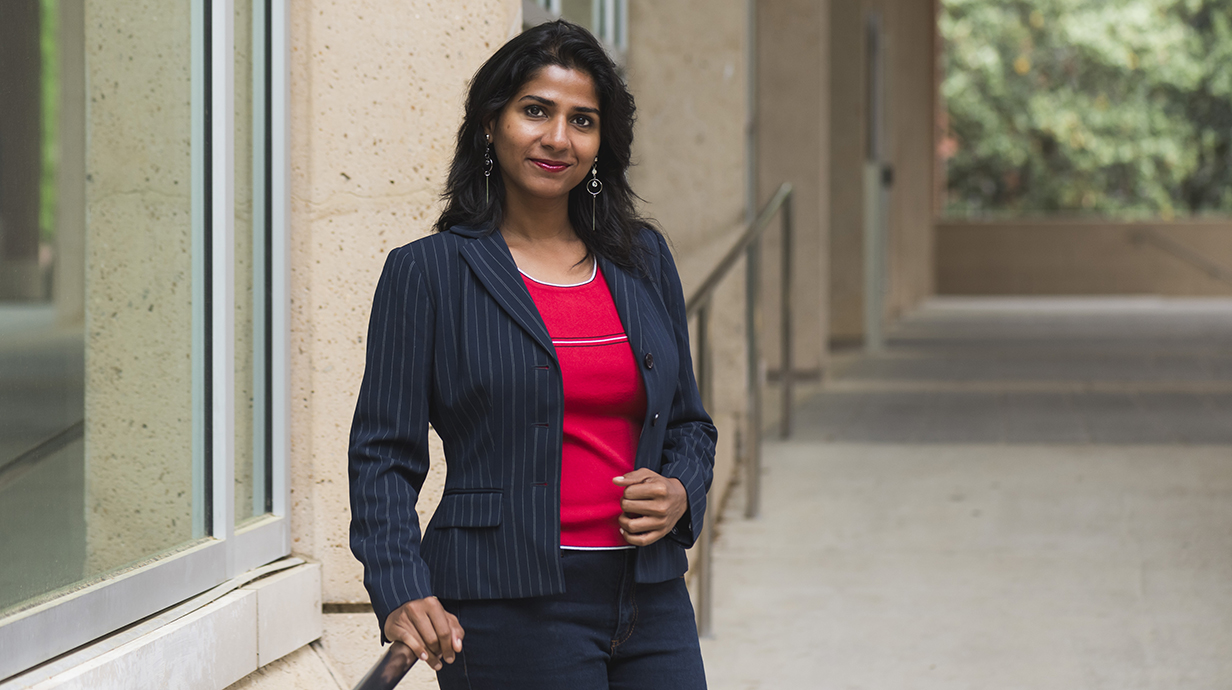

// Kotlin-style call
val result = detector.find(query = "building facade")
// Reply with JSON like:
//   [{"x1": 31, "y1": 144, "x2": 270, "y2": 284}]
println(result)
[{"x1": 0, "y1": 0, "x2": 950, "y2": 687}]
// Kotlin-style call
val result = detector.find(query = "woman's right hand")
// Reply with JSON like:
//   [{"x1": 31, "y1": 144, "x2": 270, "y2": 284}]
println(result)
[{"x1": 382, "y1": 596, "x2": 465, "y2": 671}]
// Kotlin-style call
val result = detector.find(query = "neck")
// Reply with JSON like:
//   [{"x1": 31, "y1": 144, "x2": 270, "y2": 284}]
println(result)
[{"x1": 499, "y1": 187, "x2": 576, "y2": 245}]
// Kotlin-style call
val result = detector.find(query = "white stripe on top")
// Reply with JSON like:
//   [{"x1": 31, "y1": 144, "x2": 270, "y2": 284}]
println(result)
[
  {"x1": 518, "y1": 260, "x2": 598, "y2": 288},
  {"x1": 551, "y1": 334, "x2": 629, "y2": 346}
]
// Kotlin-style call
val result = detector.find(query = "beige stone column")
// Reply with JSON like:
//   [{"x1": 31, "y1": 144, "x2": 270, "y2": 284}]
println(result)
[
  {"x1": 758, "y1": 0, "x2": 831, "y2": 378},
  {"x1": 828, "y1": 0, "x2": 868, "y2": 343}
]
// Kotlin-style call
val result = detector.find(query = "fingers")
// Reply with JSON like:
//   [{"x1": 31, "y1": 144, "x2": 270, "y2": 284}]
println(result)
[
  {"x1": 386, "y1": 613, "x2": 441, "y2": 670},
  {"x1": 423, "y1": 599, "x2": 458, "y2": 665},
  {"x1": 383, "y1": 597, "x2": 463, "y2": 672},
  {"x1": 619, "y1": 512, "x2": 670, "y2": 546},
  {"x1": 448, "y1": 612, "x2": 465, "y2": 653},
  {"x1": 611, "y1": 468, "x2": 657, "y2": 487},
  {"x1": 619, "y1": 512, "x2": 664, "y2": 534},
  {"x1": 621, "y1": 491, "x2": 669, "y2": 516},
  {"x1": 620, "y1": 522, "x2": 668, "y2": 546},
  {"x1": 621, "y1": 480, "x2": 670, "y2": 503},
  {"x1": 613, "y1": 472, "x2": 687, "y2": 547}
]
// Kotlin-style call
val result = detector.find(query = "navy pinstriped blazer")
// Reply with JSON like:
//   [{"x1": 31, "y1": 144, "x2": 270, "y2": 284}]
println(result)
[{"x1": 348, "y1": 224, "x2": 717, "y2": 633}]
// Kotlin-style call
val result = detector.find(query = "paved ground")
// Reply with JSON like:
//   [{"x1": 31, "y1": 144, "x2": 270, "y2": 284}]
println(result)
[
  {"x1": 0, "y1": 306, "x2": 85, "y2": 613},
  {"x1": 701, "y1": 298, "x2": 1232, "y2": 689}
]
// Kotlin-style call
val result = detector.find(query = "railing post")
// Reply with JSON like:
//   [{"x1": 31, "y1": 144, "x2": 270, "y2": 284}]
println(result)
[
  {"x1": 697, "y1": 499, "x2": 714, "y2": 638},
  {"x1": 695, "y1": 303, "x2": 714, "y2": 637},
  {"x1": 677, "y1": 181, "x2": 789, "y2": 636},
  {"x1": 744, "y1": 239, "x2": 762, "y2": 520},
  {"x1": 780, "y1": 191, "x2": 794, "y2": 439}
]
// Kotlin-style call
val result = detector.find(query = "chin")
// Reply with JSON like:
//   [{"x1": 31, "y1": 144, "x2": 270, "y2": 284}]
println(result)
[{"x1": 527, "y1": 182, "x2": 582, "y2": 201}]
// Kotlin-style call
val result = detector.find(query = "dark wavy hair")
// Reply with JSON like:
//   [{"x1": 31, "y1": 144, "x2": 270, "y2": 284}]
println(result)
[{"x1": 434, "y1": 20, "x2": 657, "y2": 273}]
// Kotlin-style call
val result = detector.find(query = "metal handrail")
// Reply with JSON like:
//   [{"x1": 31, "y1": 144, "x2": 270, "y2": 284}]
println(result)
[
  {"x1": 348, "y1": 183, "x2": 796, "y2": 684},
  {"x1": 350, "y1": 642, "x2": 415, "y2": 690},
  {"x1": 686, "y1": 181, "x2": 794, "y2": 637}
]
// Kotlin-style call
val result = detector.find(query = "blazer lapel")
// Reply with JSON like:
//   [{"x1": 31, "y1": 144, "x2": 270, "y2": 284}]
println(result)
[
  {"x1": 597, "y1": 254, "x2": 672, "y2": 401},
  {"x1": 457, "y1": 229, "x2": 557, "y2": 361}
]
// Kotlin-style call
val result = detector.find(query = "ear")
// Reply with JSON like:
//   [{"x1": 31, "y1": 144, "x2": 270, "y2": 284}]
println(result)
[{"x1": 482, "y1": 115, "x2": 496, "y2": 141}]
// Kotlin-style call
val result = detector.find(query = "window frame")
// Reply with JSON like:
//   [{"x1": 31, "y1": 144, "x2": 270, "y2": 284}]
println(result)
[
  {"x1": 0, "y1": 0, "x2": 291, "y2": 680},
  {"x1": 527, "y1": 0, "x2": 628, "y2": 64}
]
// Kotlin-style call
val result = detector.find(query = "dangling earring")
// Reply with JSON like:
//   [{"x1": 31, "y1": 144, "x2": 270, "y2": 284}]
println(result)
[
  {"x1": 586, "y1": 156, "x2": 603, "y2": 233},
  {"x1": 484, "y1": 133, "x2": 494, "y2": 205}
]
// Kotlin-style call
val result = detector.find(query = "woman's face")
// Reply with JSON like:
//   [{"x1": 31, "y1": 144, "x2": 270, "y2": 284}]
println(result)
[{"x1": 486, "y1": 65, "x2": 601, "y2": 204}]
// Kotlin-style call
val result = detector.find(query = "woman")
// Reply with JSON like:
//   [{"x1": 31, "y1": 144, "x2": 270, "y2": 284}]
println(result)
[{"x1": 349, "y1": 20, "x2": 715, "y2": 690}]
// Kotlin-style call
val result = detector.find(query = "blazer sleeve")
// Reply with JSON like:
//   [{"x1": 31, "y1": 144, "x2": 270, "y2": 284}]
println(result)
[
  {"x1": 349, "y1": 247, "x2": 436, "y2": 636},
  {"x1": 652, "y1": 231, "x2": 718, "y2": 548}
]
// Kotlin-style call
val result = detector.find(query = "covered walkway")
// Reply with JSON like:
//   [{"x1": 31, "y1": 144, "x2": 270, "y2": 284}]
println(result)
[{"x1": 702, "y1": 297, "x2": 1232, "y2": 688}]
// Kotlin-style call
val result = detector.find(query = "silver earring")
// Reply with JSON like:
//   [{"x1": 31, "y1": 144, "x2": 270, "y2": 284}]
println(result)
[
  {"x1": 586, "y1": 156, "x2": 603, "y2": 232},
  {"x1": 484, "y1": 134, "x2": 494, "y2": 205}
]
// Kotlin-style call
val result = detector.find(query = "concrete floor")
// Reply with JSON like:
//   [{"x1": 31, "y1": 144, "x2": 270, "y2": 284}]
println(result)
[
  {"x1": 0, "y1": 305, "x2": 86, "y2": 614},
  {"x1": 701, "y1": 298, "x2": 1232, "y2": 689}
]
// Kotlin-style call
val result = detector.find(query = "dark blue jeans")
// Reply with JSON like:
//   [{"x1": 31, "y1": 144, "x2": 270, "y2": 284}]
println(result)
[{"x1": 436, "y1": 549, "x2": 707, "y2": 690}]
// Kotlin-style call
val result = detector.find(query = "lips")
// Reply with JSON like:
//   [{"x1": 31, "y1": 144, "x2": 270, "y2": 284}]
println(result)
[{"x1": 531, "y1": 159, "x2": 570, "y2": 173}]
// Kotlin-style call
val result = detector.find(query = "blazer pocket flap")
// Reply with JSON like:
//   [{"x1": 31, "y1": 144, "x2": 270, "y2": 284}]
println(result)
[{"x1": 433, "y1": 491, "x2": 503, "y2": 528}]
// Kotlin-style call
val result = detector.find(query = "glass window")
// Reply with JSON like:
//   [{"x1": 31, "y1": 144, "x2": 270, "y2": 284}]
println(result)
[
  {"x1": 531, "y1": 0, "x2": 627, "y2": 61},
  {"x1": 235, "y1": 0, "x2": 273, "y2": 526},
  {"x1": 0, "y1": 0, "x2": 287, "y2": 678},
  {"x1": 0, "y1": 0, "x2": 200, "y2": 615}
]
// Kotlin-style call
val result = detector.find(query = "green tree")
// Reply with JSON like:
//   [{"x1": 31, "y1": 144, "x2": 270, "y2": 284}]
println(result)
[{"x1": 941, "y1": 0, "x2": 1232, "y2": 218}]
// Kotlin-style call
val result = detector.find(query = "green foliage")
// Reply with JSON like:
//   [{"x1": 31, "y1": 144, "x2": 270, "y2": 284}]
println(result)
[
  {"x1": 941, "y1": 0, "x2": 1232, "y2": 218},
  {"x1": 40, "y1": 0, "x2": 59, "y2": 243}
]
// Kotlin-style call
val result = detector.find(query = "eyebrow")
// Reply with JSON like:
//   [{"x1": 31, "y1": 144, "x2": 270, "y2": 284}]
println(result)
[{"x1": 518, "y1": 94, "x2": 600, "y2": 116}]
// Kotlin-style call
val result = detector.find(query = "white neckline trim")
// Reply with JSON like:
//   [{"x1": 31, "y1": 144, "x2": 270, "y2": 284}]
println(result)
[{"x1": 519, "y1": 260, "x2": 598, "y2": 288}]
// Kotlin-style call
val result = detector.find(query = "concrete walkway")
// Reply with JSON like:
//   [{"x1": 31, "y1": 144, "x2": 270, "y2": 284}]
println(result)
[{"x1": 701, "y1": 298, "x2": 1232, "y2": 689}]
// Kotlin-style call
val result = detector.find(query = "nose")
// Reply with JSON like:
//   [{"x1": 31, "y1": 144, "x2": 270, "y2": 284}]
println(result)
[{"x1": 541, "y1": 115, "x2": 569, "y2": 151}]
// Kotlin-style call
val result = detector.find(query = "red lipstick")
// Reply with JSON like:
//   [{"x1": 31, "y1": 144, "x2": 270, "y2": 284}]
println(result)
[{"x1": 532, "y1": 159, "x2": 569, "y2": 173}]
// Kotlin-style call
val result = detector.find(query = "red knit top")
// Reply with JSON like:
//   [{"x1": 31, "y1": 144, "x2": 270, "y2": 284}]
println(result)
[{"x1": 521, "y1": 263, "x2": 647, "y2": 548}]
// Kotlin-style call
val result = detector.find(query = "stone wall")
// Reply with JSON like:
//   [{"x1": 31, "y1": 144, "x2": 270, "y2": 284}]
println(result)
[
  {"x1": 937, "y1": 220, "x2": 1232, "y2": 296},
  {"x1": 277, "y1": 1, "x2": 522, "y2": 687},
  {"x1": 758, "y1": 0, "x2": 831, "y2": 377}
]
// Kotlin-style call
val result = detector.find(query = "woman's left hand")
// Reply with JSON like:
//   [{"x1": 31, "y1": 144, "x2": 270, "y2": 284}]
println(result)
[{"x1": 613, "y1": 469, "x2": 688, "y2": 546}]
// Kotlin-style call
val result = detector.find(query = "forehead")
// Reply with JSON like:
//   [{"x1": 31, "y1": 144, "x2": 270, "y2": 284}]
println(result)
[{"x1": 514, "y1": 65, "x2": 599, "y2": 109}]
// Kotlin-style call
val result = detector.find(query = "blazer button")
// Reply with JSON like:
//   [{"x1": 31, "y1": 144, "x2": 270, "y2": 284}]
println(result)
[
  {"x1": 643, "y1": 353, "x2": 654, "y2": 369},
  {"x1": 651, "y1": 413, "x2": 660, "y2": 426}
]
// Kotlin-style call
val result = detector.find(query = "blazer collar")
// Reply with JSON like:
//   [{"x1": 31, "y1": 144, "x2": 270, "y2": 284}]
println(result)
[
  {"x1": 595, "y1": 253, "x2": 670, "y2": 367},
  {"x1": 452, "y1": 225, "x2": 670, "y2": 370},
  {"x1": 446, "y1": 224, "x2": 488, "y2": 239},
  {"x1": 456, "y1": 227, "x2": 558, "y2": 361}
]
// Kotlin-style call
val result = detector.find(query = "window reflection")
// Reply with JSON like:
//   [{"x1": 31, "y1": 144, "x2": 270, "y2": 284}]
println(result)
[{"x1": 0, "y1": 0, "x2": 199, "y2": 615}]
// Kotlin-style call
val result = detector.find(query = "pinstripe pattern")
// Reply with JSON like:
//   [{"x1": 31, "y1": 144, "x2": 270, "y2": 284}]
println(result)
[{"x1": 349, "y1": 225, "x2": 717, "y2": 634}]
